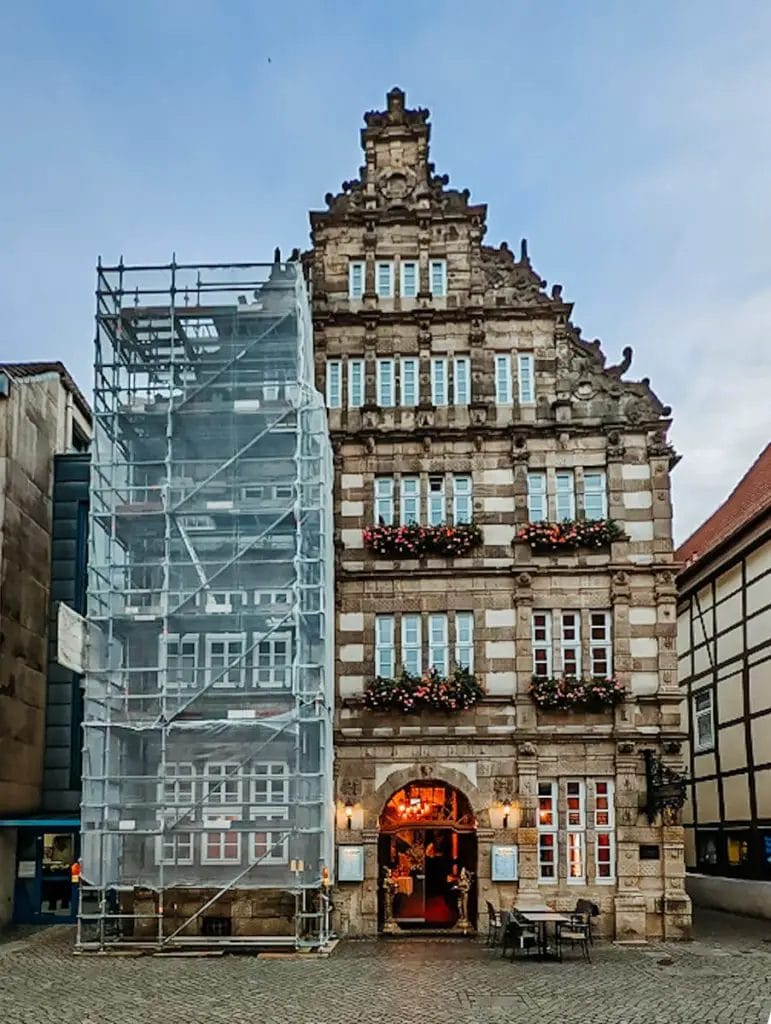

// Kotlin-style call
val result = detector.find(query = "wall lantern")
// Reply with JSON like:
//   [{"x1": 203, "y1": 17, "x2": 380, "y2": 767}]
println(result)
[
  {"x1": 344, "y1": 799, "x2": 354, "y2": 830},
  {"x1": 502, "y1": 800, "x2": 511, "y2": 830}
]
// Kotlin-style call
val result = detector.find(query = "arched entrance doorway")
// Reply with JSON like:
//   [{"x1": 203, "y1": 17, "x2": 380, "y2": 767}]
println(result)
[{"x1": 378, "y1": 780, "x2": 477, "y2": 931}]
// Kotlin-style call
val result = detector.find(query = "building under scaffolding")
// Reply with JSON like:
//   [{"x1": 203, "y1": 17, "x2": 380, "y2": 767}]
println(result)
[{"x1": 78, "y1": 258, "x2": 335, "y2": 950}]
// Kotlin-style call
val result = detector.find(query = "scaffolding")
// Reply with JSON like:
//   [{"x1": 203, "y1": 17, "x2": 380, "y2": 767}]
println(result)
[{"x1": 77, "y1": 258, "x2": 335, "y2": 950}]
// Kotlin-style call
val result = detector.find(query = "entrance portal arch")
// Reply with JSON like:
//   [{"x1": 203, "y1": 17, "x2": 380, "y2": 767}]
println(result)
[{"x1": 377, "y1": 779, "x2": 477, "y2": 932}]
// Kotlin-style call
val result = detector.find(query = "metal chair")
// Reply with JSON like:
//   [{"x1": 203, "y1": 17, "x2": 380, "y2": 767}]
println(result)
[
  {"x1": 485, "y1": 900, "x2": 503, "y2": 946},
  {"x1": 556, "y1": 915, "x2": 591, "y2": 962},
  {"x1": 574, "y1": 898, "x2": 600, "y2": 945},
  {"x1": 502, "y1": 913, "x2": 538, "y2": 960}
]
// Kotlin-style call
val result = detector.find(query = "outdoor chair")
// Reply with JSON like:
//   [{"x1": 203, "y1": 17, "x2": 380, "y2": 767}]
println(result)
[
  {"x1": 556, "y1": 915, "x2": 591, "y2": 963},
  {"x1": 502, "y1": 913, "x2": 538, "y2": 960},
  {"x1": 573, "y1": 898, "x2": 600, "y2": 945},
  {"x1": 485, "y1": 900, "x2": 503, "y2": 946}
]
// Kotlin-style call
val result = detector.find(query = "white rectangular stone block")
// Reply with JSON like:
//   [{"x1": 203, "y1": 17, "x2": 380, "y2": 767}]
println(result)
[
  {"x1": 485, "y1": 608, "x2": 517, "y2": 628},
  {"x1": 340, "y1": 612, "x2": 364, "y2": 632},
  {"x1": 629, "y1": 607, "x2": 657, "y2": 625},
  {"x1": 630, "y1": 637, "x2": 658, "y2": 658},
  {"x1": 630, "y1": 672, "x2": 659, "y2": 695},
  {"x1": 485, "y1": 671, "x2": 517, "y2": 695},
  {"x1": 482, "y1": 468, "x2": 514, "y2": 486},
  {"x1": 483, "y1": 496, "x2": 514, "y2": 513},
  {"x1": 341, "y1": 528, "x2": 364, "y2": 549},
  {"x1": 622, "y1": 464, "x2": 651, "y2": 480},
  {"x1": 338, "y1": 675, "x2": 364, "y2": 698},
  {"x1": 339, "y1": 644, "x2": 364, "y2": 663},
  {"x1": 483, "y1": 524, "x2": 515, "y2": 546},
  {"x1": 626, "y1": 520, "x2": 655, "y2": 541},
  {"x1": 485, "y1": 640, "x2": 517, "y2": 660},
  {"x1": 623, "y1": 491, "x2": 653, "y2": 509},
  {"x1": 341, "y1": 500, "x2": 364, "y2": 517},
  {"x1": 341, "y1": 473, "x2": 364, "y2": 489}
]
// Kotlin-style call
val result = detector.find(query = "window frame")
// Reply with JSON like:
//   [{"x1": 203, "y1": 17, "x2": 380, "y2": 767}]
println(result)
[
  {"x1": 566, "y1": 780, "x2": 586, "y2": 884},
  {"x1": 252, "y1": 631, "x2": 292, "y2": 690},
  {"x1": 427, "y1": 475, "x2": 446, "y2": 527},
  {"x1": 325, "y1": 360, "x2": 342, "y2": 409},
  {"x1": 431, "y1": 358, "x2": 448, "y2": 406},
  {"x1": 348, "y1": 261, "x2": 365, "y2": 300},
  {"x1": 375, "y1": 261, "x2": 394, "y2": 299},
  {"x1": 205, "y1": 632, "x2": 246, "y2": 689},
  {"x1": 400, "y1": 260, "x2": 419, "y2": 299},
  {"x1": 400, "y1": 475, "x2": 420, "y2": 525},
  {"x1": 555, "y1": 470, "x2": 576, "y2": 521},
  {"x1": 204, "y1": 762, "x2": 244, "y2": 806},
  {"x1": 201, "y1": 811, "x2": 242, "y2": 865},
  {"x1": 375, "y1": 615, "x2": 395, "y2": 678},
  {"x1": 583, "y1": 469, "x2": 608, "y2": 520},
  {"x1": 250, "y1": 762, "x2": 290, "y2": 805},
  {"x1": 400, "y1": 357, "x2": 419, "y2": 406},
  {"x1": 452, "y1": 474, "x2": 472, "y2": 525},
  {"x1": 455, "y1": 611, "x2": 474, "y2": 672},
  {"x1": 559, "y1": 612, "x2": 581, "y2": 677},
  {"x1": 494, "y1": 355, "x2": 512, "y2": 404},
  {"x1": 693, "y1": 690, "x2": 715, "y2": 753},
  {"x1": 401, "y1": 614, "x2": 422, "y2": 676},
  {"x1": 163, "y1": 633, "x2": 199, "y2": 691},
  {"x1": 348, "y1": 358, "x2": 365, "y2": 408},
  {"x1": 375, "y1": 476, "x2": 395, "y2": 525},
  {"x1": 517, "y1": 353, "x2": 535, "y2": 404},
  {"x1": 453, "y1": 356, "x2": 471, "y2": 405},
  {"x1": 527, "y1": 471, "x2": 547, "y2": 523},
  {"x1": 250, "y1": 807, "x2": 290, "y2": 865},
  {"x1": 594, "y1": 780, "x2": 616, "y2": 883},
  {"x1": 376, "y1": 358, "x2": 395, "y2": 407},
  {"x1": 589, "y1": 612, "x2": 613, "y2": 678},
  {"x1": 532, "y1": 611, "x2": 553, "y2": 678},
  {"x1": 428, "y1": 613, "x2": 449, "y2": 675},
  {"x1": 537, "y1": 781, "x2": 558, "y2": 883},
  {"x1": 429, "y1": 259, "x2": 447, "y2": 297}
]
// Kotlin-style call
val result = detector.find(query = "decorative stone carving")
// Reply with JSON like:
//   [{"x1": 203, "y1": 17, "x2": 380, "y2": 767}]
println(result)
[
  {"x1": 518, "y1": 742, "x2": 537, "y2": 757},
  {"x1": 617, "y1": 741, "x2": 635, "y2": 754}
]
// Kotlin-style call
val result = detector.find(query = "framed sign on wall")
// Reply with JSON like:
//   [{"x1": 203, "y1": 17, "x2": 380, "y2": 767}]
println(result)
[
  {"x1": 491, "y1": 844, "x2": 519, "y2": 882},
  {"x1": 337, "y1": 845, "x2": 365, "y2": 882}
]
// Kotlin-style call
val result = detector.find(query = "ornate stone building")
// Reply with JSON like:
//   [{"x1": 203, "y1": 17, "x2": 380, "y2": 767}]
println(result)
[{"x1": 307, "y1": 88, "x2": 691, "y2": 940}]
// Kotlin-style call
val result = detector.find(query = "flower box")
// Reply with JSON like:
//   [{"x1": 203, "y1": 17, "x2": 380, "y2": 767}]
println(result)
[
  {"x1": 515, "y1": 519, "x2": 624, "y2": 552},
  {"x1": 529, "y1": 674, "x2": 624, "y2": 712},
  {"x1": 363, "y1": 667, "x2": 483, "y2": 713},
  {"x1": 363, "y1": 522, "x2": 482, "y2": 558}
]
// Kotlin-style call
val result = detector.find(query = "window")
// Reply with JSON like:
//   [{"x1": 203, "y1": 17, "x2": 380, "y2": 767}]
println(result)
[
  {"x1": 455, "y1": 612, "x2": 474, "y2": 672},
  {"x1": 164, "y1": 634, "x2": 198, "y2": 690},
  {"x1": 594, "y1": 781, "x2": 616, "y2": 881},
  {"x1": 726, "y1": 832, "x2": 750, "y2": 869},
  {"x1": 453, "y1": 357, "x2": 471, "y2": 405},
  {"x1": 532, "y1": 612, "x2": 552, "y2": 677},
  {"x1": 400, "y1": 476, "x2": 420, "y2": 524},
  {"x1": 205, "y1": 763, "x2": 243, "y2": 805},
  {"x1": 453, "y1": 475, "x2": 472, "y2": 524},
  {"x1": 349, "y1": 261, "x2": 365, "y2": 300},
  {"x1": 518, "y1": 353, "x2": 535, "y2": 404},
  {"x1": 400, "y1": 261, "x2": 419, "y2": 298},
  {"x1": 527, "y1": 471, "x2": 547, "y2": 523},
  {"x1": 161, "y1": 762, "x2": 196, "y2": 811},
  {"x1": 402, "y1": 614, "x2": 422, "y2": 675},
  {"x1": 206, "y1": 633, "x2": 245, "y2": 689},
  {"x1": 348, "y1": 359, "x2": 365, "y2": 408},
  {"x1": 326, "y1": 360, "x2": 342, "y2": 409},
  {"x1": 376, "y1": 261, "x2": 394, "y2": 298},
  {"x1": 537, "y1": 782, "x2": 558, "y2": 882},
  {"x1": 428, "y1": 614, "x2": 448, "y2": 674},
  {"x1": 495, "y1": 355, "x2": 512, "y2": 404},
  {"x1": 251, "y1": 763, "x2": 289, "y2": 804},
  {"x1": 428, "y1": 475, "x2": 445, "y2": 526},
  {"x1": 400, "y1": 357, "x2": 419, "y2": 406},
  {"x1": 555, "y1": 470, "x2": 576, "y2": 520},
  {"x1": 429, "y1": 259, "x2": 447, "y2": 297},
  {"x1": 583, "y1": 470, "x2": 608, "y2": 520},
  {"x1": 375, "y1": 477, "x2": 394, "y2": 525},
  {"x1": 560, "y1": 613, "x2": 581, "y2": 676},
  {"x1": 566, "y1": 781, "x2": 586, "y2": 883},
  {"x1": 589, "y1": 613, "x2": 612, "y2": 677},
  {"x1": 251, "y1": 808, "x2": 289, "y2": 864},
  {"x1": 431, "y1": 359, "x2": 448, "y2": 406},
  {"x1": 693, "y1": 690, "x2": 715, "y2": 752},
  {"x1": 376, "y1": 615, "x2": 395, "y2": 678},
  {"x1": 202, "y1": 813, "x2": 241, "y2": 863},
  {"x1": 376, "y1": 358, "x2": 395, "y2": 406},
  {"x1": 157, "y1": 827, "x2": 193, "y2": 866},
  {"x1": 254, "y1": 632, "x2": 291, "y2": 689}
]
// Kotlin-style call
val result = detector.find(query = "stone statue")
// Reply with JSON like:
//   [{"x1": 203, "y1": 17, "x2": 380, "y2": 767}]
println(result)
[
  {"x1": 454, "y1": 867, "x2": 474, "y2": 933},
  {"x1": 381, "y1": 867, "x2": 398, "y2": 934}
]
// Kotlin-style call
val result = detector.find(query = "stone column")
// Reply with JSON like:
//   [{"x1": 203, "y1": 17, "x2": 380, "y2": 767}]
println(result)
[
  {"x1": 613, "y1": 741, "x2": 647, "y2": 941},
  {"x1": 514, "y1": 743, "x2": 540, "y2": 906}
]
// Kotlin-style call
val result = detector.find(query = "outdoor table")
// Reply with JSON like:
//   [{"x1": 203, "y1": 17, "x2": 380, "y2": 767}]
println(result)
[{"x1": 518, "y1": 910, "x2": 571, "y2": 959}]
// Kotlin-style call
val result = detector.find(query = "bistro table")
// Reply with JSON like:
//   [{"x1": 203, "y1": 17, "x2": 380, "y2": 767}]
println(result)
[{"x1": 517, "y1": 910, "x2": 571, "y2": 960}]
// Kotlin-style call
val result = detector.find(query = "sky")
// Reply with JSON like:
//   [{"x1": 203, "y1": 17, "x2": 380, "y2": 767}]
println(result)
[{"x1": 1, "y1": 1, "x2": 770, "y2": 544}]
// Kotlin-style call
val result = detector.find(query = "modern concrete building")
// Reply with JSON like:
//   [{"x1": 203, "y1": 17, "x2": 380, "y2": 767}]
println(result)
[
  {"x1": 0, "y1": 364, "x2": 91, "y2": 927},
  {"x1": 677, "y1": 443, "x2": 771, "y2": 917},
  {"x1": 310, "y1": 88, "x2": 691, "y2": 940}
]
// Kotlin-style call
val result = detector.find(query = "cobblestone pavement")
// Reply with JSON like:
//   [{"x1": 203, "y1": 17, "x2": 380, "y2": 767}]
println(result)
[{"x1": 1, "y1": 909, "x2": 770, "y2": 1024}]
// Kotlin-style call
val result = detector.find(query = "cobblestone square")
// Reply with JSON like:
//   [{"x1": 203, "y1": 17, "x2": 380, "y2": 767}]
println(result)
[{"x1": 1, "y1": 909, "x2": 769, "y2": 1024}]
